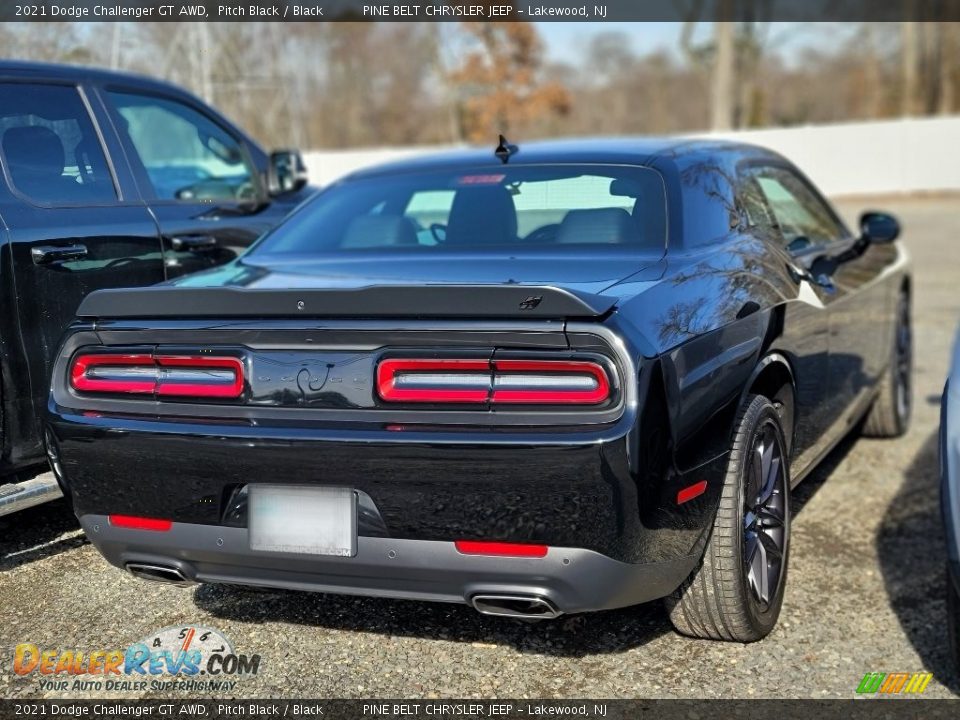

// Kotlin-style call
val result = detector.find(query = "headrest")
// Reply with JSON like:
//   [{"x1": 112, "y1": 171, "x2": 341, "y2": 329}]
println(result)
[
  {"x1": 557, "y1": 208, "x2": 633, "y2": 244},
  {"x1": 342, "y1": 215, "x2": 418, "y2": 249},
  {"x1": 445, "y1": 185, "x2": 517, "y2": 246},
  {"x1": 2, "y1": 126, "x2": 66, "y2": 180}
]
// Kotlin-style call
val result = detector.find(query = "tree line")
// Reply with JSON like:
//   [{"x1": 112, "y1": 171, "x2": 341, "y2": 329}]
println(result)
[{"x1": 2, "y1": 18, "x2": 958, "y2": 149}]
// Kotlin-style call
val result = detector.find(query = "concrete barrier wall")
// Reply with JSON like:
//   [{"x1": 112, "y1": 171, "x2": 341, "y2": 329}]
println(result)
[{"x1": 302, "y1": 116, "x2": 960, "y2": 197}]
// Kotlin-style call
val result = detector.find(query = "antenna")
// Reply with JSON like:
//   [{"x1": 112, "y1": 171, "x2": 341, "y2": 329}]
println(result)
[{"x1": 494, "y1": 134, "x2": 518, "y2": 164}]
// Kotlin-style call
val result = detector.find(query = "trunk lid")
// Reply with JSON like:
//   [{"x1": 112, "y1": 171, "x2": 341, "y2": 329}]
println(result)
[
  {"x1": 77, "y1": 253, "x2": 665, "y2": 320},
  {"x1": 212, "y1": 254, "x2": 654, "y2": 295}
]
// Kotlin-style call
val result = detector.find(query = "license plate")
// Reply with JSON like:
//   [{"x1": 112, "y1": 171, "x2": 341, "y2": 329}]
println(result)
[{"x1": 248, "y1": 485, "x2": 356, "y2": 557}]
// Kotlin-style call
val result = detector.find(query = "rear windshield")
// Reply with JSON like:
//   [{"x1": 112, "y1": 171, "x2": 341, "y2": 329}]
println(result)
[{"x1": 251, "y1": 164, "x2": 667, "y2": 256}]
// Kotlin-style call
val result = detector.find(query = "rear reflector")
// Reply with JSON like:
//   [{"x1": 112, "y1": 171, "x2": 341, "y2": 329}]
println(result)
[
  {"x1": 676, "y1": 480, "x2": 708, "y2": 505},
  {"x1": 455, "y1": 540, "x2": 549, "y2": 558},
  {"x1": 109, "y1": 514, "x2": 173, "y2": 531},
  {"x1": 71, "y1": 353, "x2": 244, "y2": 399},
  {"x1": 377, "y1": 357, "x2": 611, "y2": 405}
]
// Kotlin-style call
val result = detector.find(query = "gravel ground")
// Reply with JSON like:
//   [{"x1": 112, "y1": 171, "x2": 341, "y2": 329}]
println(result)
[{"x1": 2, "y1": 196, "x2": 958, "y2": 700}]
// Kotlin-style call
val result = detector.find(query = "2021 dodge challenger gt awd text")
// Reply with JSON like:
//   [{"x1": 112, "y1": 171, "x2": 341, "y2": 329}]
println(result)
[{"x1": 47, "y1": 138, "x2": 911, "y2": 641}]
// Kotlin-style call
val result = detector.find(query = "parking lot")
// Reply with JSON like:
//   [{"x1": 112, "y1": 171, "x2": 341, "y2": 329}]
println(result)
[{"x1": 2, "y1": 196, "x2": 958, "y2": 700}]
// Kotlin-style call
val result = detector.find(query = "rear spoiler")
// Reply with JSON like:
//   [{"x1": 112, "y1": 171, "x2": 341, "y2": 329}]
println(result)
[{"x1": 76, "y1": 285, "x2": 617, "y2": 320}]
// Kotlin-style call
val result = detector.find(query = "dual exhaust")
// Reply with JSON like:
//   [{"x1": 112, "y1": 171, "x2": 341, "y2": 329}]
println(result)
[{"x1": 125, "y1": 564, "x2": 560, "y2": 620}]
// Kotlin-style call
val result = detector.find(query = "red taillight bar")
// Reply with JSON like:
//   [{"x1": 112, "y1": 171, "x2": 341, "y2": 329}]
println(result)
[
  {"x1": 376, "y1": 357, "x2": 611, "y2": 406},
  {"x1": 71, "y1": 353, "x2": 244, "y2": 399},
  {"x1": 491, "y1": 359, "x2": 610, "y2": 404},
  {"x1": 109, "y1": 514, "x2": 172, "y2": 531},
  {"x1": 156, "y1": 355, "x2": 245, "y2": 398},
  {"x1": 71, "y1": 353, "x2": 157, "y2": 394},
  {"x1": 376, "y1": 358, "x2": 490, "y2": 403},
  {"x1": 455, "y1": 540, "x2": 549, "y2": 558}
]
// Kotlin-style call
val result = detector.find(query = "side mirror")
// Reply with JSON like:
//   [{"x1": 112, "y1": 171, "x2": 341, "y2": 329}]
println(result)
[
  {"x1": 268, "y1": 149, "x2": 308, "y2": 196},
  {"x1": 860, "y1": 211, "x2": 900, "y2": 244}
]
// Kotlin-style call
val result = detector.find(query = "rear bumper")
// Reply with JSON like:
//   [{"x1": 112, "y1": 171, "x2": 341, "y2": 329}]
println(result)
[
  {"x1": 52, "y1": 414, "x2": 724, "y2": 565},
  {"x1": 80, "y1": 514, "x2": 697, "y2": 614}
]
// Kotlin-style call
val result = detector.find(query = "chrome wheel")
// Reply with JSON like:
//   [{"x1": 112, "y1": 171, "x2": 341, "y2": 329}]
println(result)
[{"x1": 743, "y1": 421, "x2": 788, "y2": 609}]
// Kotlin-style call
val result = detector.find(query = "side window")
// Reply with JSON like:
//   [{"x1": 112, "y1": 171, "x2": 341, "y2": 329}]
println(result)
[
  {"x1": 0, "y1": 83, "x2": 117, "y2": 205},
  {"x1": 738, "y1": 173, "x2": 777, "y2": 229},
  {"x1": 745, "y1": 167, "x2": 846, "y2": 249},
  {"x1": 106, "y1": 91, "x2": 257, "y2": 203}
]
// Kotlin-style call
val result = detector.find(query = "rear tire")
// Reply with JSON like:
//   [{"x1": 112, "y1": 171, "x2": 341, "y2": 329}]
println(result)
[
  {"x1": 665, "y1": 394, "x2": 791, "y2": 642},
  {"x1": 863, "y1": 292, "x2": 911, "y2": 438}
]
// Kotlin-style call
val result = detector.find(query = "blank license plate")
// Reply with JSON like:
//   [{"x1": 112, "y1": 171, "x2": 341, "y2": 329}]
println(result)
[{"x1": 248, "y1": 485, "x2": 356, "y2": 557}]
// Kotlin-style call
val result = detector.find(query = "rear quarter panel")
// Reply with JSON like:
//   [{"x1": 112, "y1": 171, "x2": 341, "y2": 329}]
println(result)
[{"x1": 613, "y1": 231, "x2": 802, "y2": 472}]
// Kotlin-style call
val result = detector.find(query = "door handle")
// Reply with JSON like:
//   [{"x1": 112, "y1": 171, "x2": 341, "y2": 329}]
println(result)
[
  {"x1": 170, "y1": 235, "x2": 217, "y2": 251},
  {"x1": 31, "y1": 244, "x2": 88, "y2": 265}
]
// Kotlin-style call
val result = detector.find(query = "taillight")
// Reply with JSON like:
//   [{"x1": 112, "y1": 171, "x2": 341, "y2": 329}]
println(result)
[
  {"x1": 71, "y1": 353, "x2": 244, "y2": 399},
  {"x1": 376, "y1": 357, "x2": 611, "y2": 405},
  {"x1": 155, "y1": 355, "x2": 244, "y2": 398},
  {"x1": 70, "y1": 353, "x2": 157, "y2": 394},
  {"x1": 491, "y1": 360, "x2": 610, "y2": 404},
  {"x1": 376, "y1": 358, "x2": 490, "y2": 403}
]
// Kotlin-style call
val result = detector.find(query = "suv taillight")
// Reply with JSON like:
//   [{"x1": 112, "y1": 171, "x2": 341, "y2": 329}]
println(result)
[
  {"x1": 376, "y1": 358, "x2": 611, "y2": 405},
  {"x1": 71, "y1": 353, "x2": 244, "y2": 399}
]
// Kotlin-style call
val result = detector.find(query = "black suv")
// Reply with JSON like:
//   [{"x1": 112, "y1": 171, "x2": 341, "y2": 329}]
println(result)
[{"x1": 0, "y1": 61, "x2": 313, "y2": 513}]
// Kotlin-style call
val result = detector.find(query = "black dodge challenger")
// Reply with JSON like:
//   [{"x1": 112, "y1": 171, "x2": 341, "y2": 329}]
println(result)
[{"x1": 47, "y1": 138, "x2": 911, "y2": 641}]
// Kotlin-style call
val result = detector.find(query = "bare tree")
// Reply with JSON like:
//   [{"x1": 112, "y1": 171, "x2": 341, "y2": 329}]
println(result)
[
  {"x1": 711, "y1": 20, "x2": 735, "y2": 130},
  {"x1": 679, "y1": 0, "x2": 740, "y2": 132},
  {"x1": 447, "y1": 18, "x2": 571, "y2": 142},
  {"x1": 861, "y1": 24, "x2": 883, "y2": 119},
  {"x1": 940, "y1": 22, "x2": 958, "y2": 114},
  {"x1": 901, "y1": 21, "x2": 919, "y2": 115},
  {"x1": 1, "y1": 18, "x2": 956, "y2": 150}
]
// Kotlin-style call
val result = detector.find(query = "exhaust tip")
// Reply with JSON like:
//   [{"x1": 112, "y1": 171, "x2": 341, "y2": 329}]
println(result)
[
  {"x1": 0, "y1": 473, "x2": 63, "y2": 517},
  {"x1": 125, "y1": 562, "x2": 196, "y2": 588},
  {"x1": 470, "y1": 594, "x2": 561, "y2": 620}
]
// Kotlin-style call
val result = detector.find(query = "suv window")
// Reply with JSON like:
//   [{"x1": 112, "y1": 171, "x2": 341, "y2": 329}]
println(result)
[
  {"x1": 107, "y1": 91, "x2": 257, "y2": 203},
  {"x1": 0, "y1": 83, "x2": 117, "y2": 205},
  {"x1": 744, "y1": 166, "x2": 846, "y2": 249}
]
